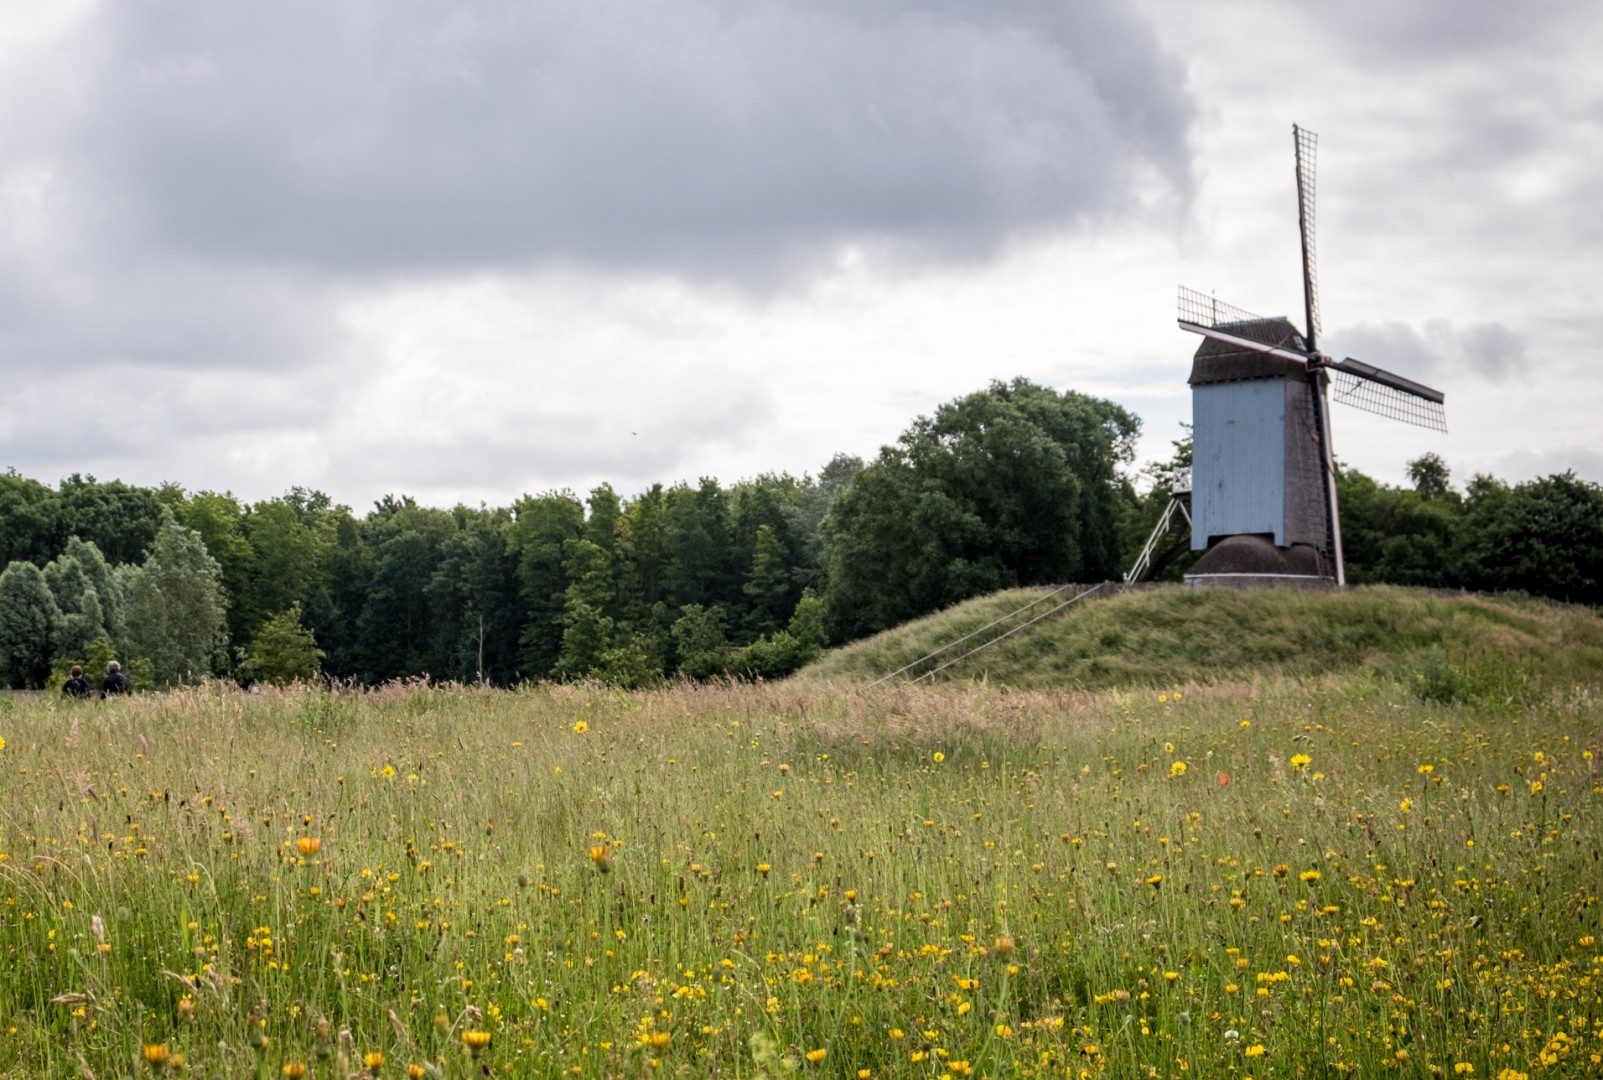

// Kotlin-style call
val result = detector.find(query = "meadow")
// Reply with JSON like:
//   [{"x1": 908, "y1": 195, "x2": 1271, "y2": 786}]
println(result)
[{"x1": 0, "y1": 673, "x2": 1599, "y2": 1078}]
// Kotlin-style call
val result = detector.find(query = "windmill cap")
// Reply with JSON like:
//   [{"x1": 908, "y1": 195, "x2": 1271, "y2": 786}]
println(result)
[{"x1": 1189, "y1": 318, "x2": 1322, "y2": 387}]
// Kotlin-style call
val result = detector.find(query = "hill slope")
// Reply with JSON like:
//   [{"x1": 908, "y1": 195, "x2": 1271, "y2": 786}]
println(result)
[{"x1": 799, "y1": 585, "x2": 1603, "y2": 693}]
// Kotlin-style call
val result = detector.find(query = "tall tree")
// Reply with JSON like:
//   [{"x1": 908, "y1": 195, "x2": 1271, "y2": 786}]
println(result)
[
  {"x1": 508, "y1": 492, "x2": 585, "y2": 679},
  {"x1": 0, "y1": 470, "x2": 61, "y2": 568},
  {"x1": 122, "y1": 511, "x2": 230, "y2": 685},
  {"x1": 822, "y1": 378, "x2": 1139, "y2": 639},
  {"x1": 245, "y1": 603, "x2": 325, "y2": 685},
  {"x1": 56, "y1": 474, "x2": 163, "y2": 565},
  {"x1": 0, "y1": 561, "x2": 61, "y2": 688}
]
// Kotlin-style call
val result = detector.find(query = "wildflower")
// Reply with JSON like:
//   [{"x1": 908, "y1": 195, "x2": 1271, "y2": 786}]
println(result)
[
  {"x1": 1245, "y1": 1044, "x2": 1266, "y2": 1058},
  {"x1": 932, "y1": 752, "x2": 945, "y2": 764},
  {"x1": 1290, "y1": 753, "x2": 1311, "y2": 770},
  {"x1": 1146, "y1": 874, "x2": 1163, "y2": 889},
  {"x1": 296, "y1": 837, "x2": 321, "y2": 857},
  {"x1": 647, "y1": 1032, "x2": 670, "y2": 1051},
  {"x1": 994, "y1": 934, "x2": 1014, "y2": 956},
  {"x1": 588, "y1": 845, "x2": 612, "y2": 872},
  {"x1": 381, "y1": 764, "x2": 397, "y2": 779},
  {"x1": 804, "y1": 1048, "x2": 827, "y2": 1065},
  {"x1": 364, "y1": 1050, "x2": 384, "y2": 1074},
  {"x1": 283, "y1": 1065, "x2": 308, "y2": 1079},
  {"x1": 143, "y1": 1044, "x2": 171, "y2": 1069},
  {"x1": 462, "y1": 1030, "x2": 491, "y2": 1056},
  {"x1": 1300, "y1": 869, "x2": 1321, "y2": 883},
  {"x1": 1169, "y1": 761, "x2": 1187, "y2": 778},
  {"x1": 756, "y1": 863, "x2": 772, "y2": 876},
  {"x1": 1164, "y1": 970, "x2": 1179, "y2": 984},
  {"x1": 572, "y1": 721, "x2": 588, "y2": 733},
  {"x1": 1529, "y1": 780, "x2": 1543, "y2": 794},
  {"x1": 408, "y1": 1067, "x2": 427, "y2": 1080}
]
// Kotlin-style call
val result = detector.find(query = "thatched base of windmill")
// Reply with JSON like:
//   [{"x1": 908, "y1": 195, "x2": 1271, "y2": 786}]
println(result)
[{"x1": 1182, "y1": 534, "x2": 1335, "y2": 589}]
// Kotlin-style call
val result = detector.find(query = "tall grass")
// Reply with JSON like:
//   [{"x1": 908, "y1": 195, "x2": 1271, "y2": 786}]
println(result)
[{"x1": 0, "y1": 676, "x2": 1599, "y2": 1077}]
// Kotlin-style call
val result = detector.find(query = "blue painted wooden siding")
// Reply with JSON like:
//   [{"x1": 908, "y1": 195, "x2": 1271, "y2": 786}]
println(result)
[{"x1": 1191, "y1": 380, "x2": 1286, "y2": 549}]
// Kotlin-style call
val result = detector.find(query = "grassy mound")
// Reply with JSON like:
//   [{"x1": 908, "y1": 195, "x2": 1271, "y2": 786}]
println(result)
[{"x1": 800, "y1": 584, "x2": 1603, "y2": 693}]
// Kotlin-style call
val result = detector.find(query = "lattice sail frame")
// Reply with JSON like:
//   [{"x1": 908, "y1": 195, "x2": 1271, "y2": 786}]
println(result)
[
  {"x1": 1294, "y1": 125, "x2": 1321, "y2": 349},
  {"x1": 1331, "y1": 367, "x2": 1448, "y2": 432},
  {"x1": 1176, "y1": 287, "x2": 1304, "y2": 352}
]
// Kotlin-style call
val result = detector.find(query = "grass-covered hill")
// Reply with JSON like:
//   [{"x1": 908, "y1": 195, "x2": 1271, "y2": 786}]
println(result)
[{"x1": 799, "y1": 584, "x2": 1603, "y2": 694}]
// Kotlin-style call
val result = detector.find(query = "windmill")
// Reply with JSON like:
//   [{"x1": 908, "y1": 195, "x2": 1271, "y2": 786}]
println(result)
[{"x1": 1163, "y1": 125, "x2": 1446, "y2": 586}]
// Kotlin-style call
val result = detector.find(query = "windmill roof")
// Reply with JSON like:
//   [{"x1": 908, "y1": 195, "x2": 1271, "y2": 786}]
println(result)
[{"x1": 1189, "y1": 317, "x2": 1315, "y2": 386}]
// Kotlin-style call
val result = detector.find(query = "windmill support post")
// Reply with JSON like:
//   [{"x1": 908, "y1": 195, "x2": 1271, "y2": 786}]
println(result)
[{"x1": 1308, "y1": 367, "x2": 1347, "y2": 585}]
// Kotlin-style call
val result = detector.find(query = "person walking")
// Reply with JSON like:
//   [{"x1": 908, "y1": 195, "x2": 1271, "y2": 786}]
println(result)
[
  {"x1": 101, "y1": 660, "x2": 131, "y2": 698},
  {"x1": 62, "y1": 665, "x2": 92, "y2": 699}
]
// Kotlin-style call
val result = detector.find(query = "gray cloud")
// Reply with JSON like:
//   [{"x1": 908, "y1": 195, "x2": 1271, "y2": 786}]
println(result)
[
  {"x1": 31, "y1": 2, "x2": 1193, "y2": 282},
  {"x1": 1325, "y1": 319, "x2": 1530, "y2": 384}
]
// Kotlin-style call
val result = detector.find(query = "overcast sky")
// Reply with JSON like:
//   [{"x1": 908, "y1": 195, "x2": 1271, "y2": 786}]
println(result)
[{"x1": 2, "y1": 0, "x2": 1599, "y2": 511}]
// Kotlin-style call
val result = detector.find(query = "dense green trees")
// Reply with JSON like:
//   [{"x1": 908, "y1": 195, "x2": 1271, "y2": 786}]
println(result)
[
  {"x1": 0, "y1": 380, "x2": 1597, "y2": 690},
  {"x1": 1342, "y1": 462, "x2": 1603, "y2": 605},
  {"x1": 821, "y1": 379, "x2": 1139, "y2": 638}
]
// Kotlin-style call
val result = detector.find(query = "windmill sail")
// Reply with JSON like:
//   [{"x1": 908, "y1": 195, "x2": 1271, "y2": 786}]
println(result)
[
  {"x1": 1293, "y1": 125, "x2": 1321, "y2": 350},
  {"x1": 1176, "y1": 287, "x2": 1310, "y2": 361},
  {"x1": 1330, "y1": 359, "x2": 1448, "y2": 432}
]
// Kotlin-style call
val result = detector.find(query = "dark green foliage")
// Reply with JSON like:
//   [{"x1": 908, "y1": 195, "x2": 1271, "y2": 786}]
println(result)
[
  {"x1": 822, "y1": 378, "x2": 1139, "y2": 638},
  {"x1": 56, "y1": 474, "x2": 164, "y2": 565},
  {"x1": 509, "y1": 492, "x2": 586, "y2": 678},
  {"x1": 245, "y1": 604, "x2": 325, "y2": 685},
  {"x1": 671, "y1": 603, "x2": 730, "y2": 680},
  {"x1": 0, "y1": 560, "x2": 61, "y2": 688},
  {"x1": 0, "y1": 470, "x2": 61, "y2": 567}
]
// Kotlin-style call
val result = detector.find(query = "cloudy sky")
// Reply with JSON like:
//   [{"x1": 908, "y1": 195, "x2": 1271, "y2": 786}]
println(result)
[{"x1": 2, "y1": 0, "x2": 1598, "y2": 510}]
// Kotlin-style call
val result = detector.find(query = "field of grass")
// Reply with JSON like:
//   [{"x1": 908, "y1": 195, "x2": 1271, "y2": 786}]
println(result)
[
  {"x1": 801, "y1": 585, "x2": 1603, "y2": 694},
  {"x1": 1, "y1": 673, "x2": 1601, "y2": 1078}
]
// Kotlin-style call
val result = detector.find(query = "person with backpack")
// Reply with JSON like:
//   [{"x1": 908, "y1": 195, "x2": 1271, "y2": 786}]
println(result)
[
  {"x1": 62, "y1": 665, "x2": 93, "y2": 699},
  {"x1": 101, "y1": 660, "x2": 131, "y2": 698}
]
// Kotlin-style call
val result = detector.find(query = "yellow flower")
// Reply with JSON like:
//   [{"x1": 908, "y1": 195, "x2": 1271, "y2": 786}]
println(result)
[
  {"x1": 462, "y1": 1030, "x2": 492, "y2": 1055},
  {"x1": 143, "y1": 1044, "x2": 171, "y2": 1069},
  {"x1": 1245, "y1": 1044, "x2": 1266, "y2": 1058},
  {"x1": 1169, "y1": 760, "x2": 1187, "y2": 778},
  {"x1": 408, "y1": 1067, "x2": 427, "y2": 1080},
  {"x1": 993, "y1": 935, "x2": 1014, "y2": 956},
  {"x1": 588, "y1": 845, "x2": 613, "y2": 872},
  {"x1": 364, "y1": 1050, "x2": 384, "y2": 1074},
  {"x1": 1289, "y1": 753, "x2": 1311, "y2": 770},
  {"x1": 296, "y1": 837, "x2": 321, "y2": 857},
  {"x1": 1146, "y1": 874, "x2": 1163, "y2": 888},
  {"x1": 1299, "y1": 869, "x2": 1321, "y2": 883},
  {"x1": 804, "y1": 1048, "x2": 827, "y2": 1065},
  {"x1": 572, "y1": 720, "x2": 589, "y2": 733},
  {"x1": 932, "y1": 752, "x2": 945, "y2": 764},
  {"x1": 647, "y1": 1032, "x2": 670, "y2": 1051},
  {"x1": 283, "y1": 1065, "x2": 308, "y2": 1079},
  {"x1": 0, "y1": 736, "x2": 6, "y2": 751},
  {"x1": 381, "y1": 764, "x2": 396, "y2": 779},
  {"x1": 756, "y1": 863, "x2": 771, "y2": 876}
]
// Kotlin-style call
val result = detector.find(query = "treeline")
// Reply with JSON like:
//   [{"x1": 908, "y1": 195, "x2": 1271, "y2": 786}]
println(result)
[
  {"x1": 2, "y1": 379, "x2": 1598, "y2": 690},
  {"x1": 0, "y1": 380, "x2": 1140, "y2": 689}
]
